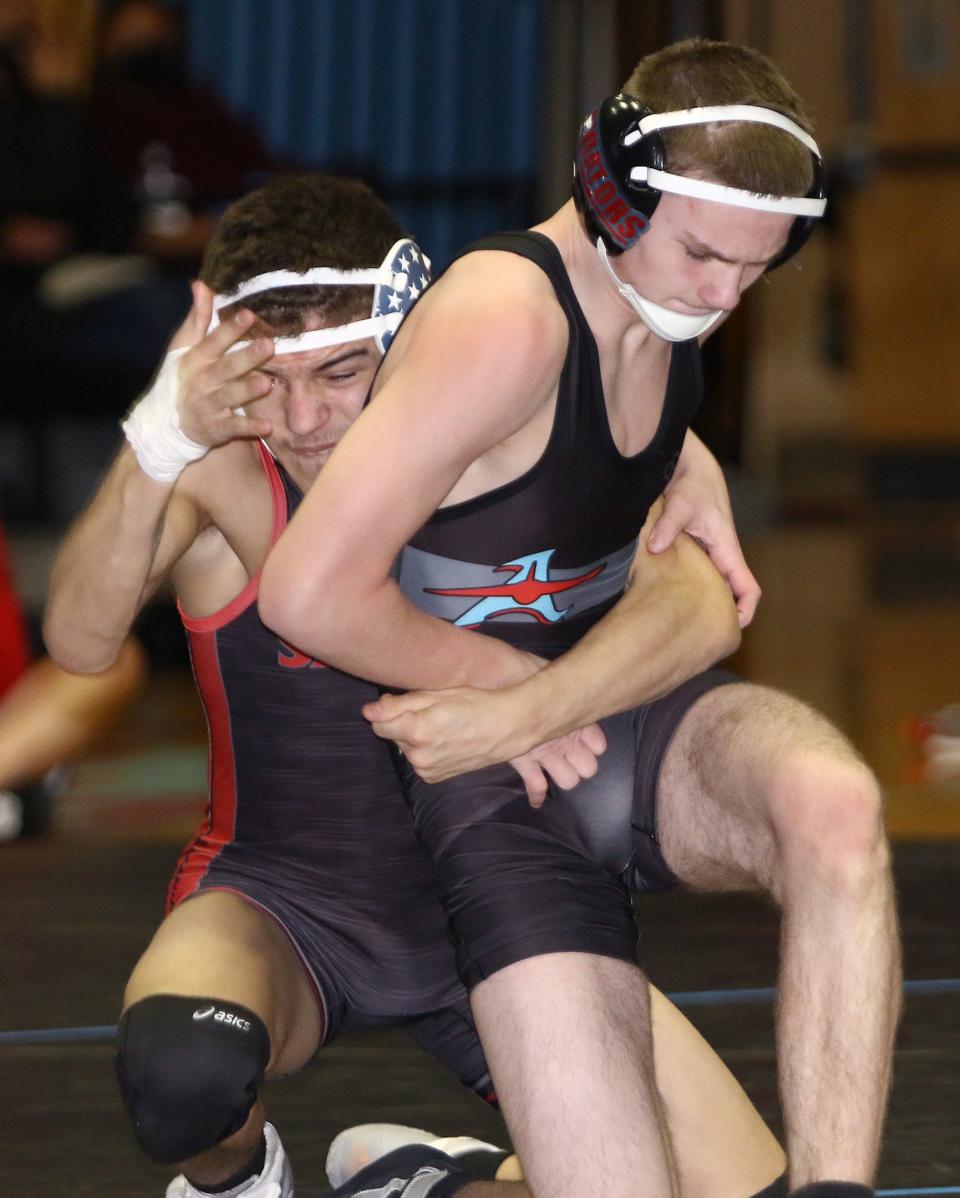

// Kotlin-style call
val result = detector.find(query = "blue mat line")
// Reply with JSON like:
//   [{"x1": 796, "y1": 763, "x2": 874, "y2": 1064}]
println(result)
[
  {"x1": 2, "y1": 978, "x2": 957, "y2": 1046},
  {"x1": 666, "y1": 978, "x2": 960, "y2": 1007},
  {"x1": 877, "y1": 1189, "x2": 960, "y2": 1195}
]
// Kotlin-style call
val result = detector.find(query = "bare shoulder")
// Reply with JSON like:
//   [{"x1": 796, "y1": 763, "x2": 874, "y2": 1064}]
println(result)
[
  {"x1": 440, "y1": 248, "x2": 567, "y2": 345},
  {"x1": 176, "y1": 438, "x2": 268, "y2": 523},
  {"x1": 379, "y1": 245, "x2": 568, "y2": 418}
]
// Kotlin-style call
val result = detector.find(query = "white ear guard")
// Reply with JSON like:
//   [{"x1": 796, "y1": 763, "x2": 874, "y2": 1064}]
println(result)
[{"x1": 209, "y1": 238, "x2": 432, "y2": 356}]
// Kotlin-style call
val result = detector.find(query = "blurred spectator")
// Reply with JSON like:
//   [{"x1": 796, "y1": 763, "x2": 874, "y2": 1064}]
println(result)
[
  {"x1": 1, "y1": 0, "x2": 279, "y2": 521},
  {"x1": 0, "y1": 516, "x2": 147, "y2": 841},
  {"x1": 1, "y1": 0, "x2": 278, "y2": 410},
  {"x1": 92, "y1": 0, "x2": 278, "y2": 268},
  {"x1": 0, "y1": 0, "x2": 147, "y2": 396}
]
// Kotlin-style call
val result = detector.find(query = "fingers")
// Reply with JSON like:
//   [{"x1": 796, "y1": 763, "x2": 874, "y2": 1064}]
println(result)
[
  {"x1": 709, "y1": 544, "x2": 761, "y2": 628},
  {"x1": 511, "y1": 757, "x2": 550, "y2": 807},
  {"x1": 192, "y1": 329, "x2": 276, "y2": 391},
  {"x1": 169, "y1": 281, "x2": 213, "y2": 351},
  {"x1": 363, "y1": 691, "x2": 436, "y2": 723},
  {"x1": 180, "y1": 310, "x2": 274, "y2": 397},
  {"x1": 368, "y1": 712, "x2": 420, "y2": 744},
  {"x1": 175, "y1": 309, "x2": 278, "y2": 444},
  {"x1": 581, "y1": 722, "x2": 607, "y2": 755},
  {"x1": 734, "y1": 574, "x2": 762, "y2": 628},
  {"x1": 646, "y1": 497, "x2": 693, "y2": 554}
]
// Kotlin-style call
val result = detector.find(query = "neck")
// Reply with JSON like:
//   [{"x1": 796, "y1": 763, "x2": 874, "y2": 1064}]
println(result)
[{"x1": 536, "y1": 202, "x2": 659, "y2": 346}]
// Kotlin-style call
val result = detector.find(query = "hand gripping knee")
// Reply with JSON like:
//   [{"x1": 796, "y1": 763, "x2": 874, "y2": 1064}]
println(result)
[{"x1": 116, "y1": 995, "x2": 270, "y2": 1164}]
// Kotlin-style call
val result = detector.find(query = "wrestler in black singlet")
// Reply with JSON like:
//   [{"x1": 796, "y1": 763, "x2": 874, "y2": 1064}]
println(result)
[
  {"x1": 394, "y1": 232, "x2": 740, "y2": 987},
  {"x1": 169, "y1": 443, "x2": 492, "y2": 1096}
]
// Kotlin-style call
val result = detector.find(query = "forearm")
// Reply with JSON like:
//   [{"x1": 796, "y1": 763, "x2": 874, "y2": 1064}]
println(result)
[
  {"x1": 261, "y1": 569, "x2": 537, "y2": 692},
  {"x1": 484, "y1": 541, "x2": 740, "y2": 754},
  {"x1": 44, "y1": 447, "x2": 174, "y2": 672}
]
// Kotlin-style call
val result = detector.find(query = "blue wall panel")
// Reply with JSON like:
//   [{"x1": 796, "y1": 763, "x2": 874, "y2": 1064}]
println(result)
[{"x1": 184, "y1": 0, "x2": 545, "y2": 265}]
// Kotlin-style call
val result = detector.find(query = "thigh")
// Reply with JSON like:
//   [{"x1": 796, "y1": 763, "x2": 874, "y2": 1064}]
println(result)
[
  {"x1": 124, "y1": 890, "x2": 323, "y2": 1075},
  {"x1": 400, "y1": 757, "x2": 640, "y2": 989},
  {"x1": 655, "y1": 680, "x2": 864, "y2": 891}
]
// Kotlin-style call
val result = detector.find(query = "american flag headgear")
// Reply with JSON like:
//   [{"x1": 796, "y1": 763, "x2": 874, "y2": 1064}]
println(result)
[{"x1": 209, "y1": 237, "x2": 431, "y2": 356}]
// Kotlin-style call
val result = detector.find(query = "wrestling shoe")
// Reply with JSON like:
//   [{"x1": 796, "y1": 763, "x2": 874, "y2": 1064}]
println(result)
[
  {"x1": 325, "y1": 1143, "x2": 480, "y2": 1197},
  {"x1": 326, "y1": 1123, "x2": 504, "y2": 1189},
  {"x1": 165, "y1": 1122, "x2": 292, "y2": 1197}
]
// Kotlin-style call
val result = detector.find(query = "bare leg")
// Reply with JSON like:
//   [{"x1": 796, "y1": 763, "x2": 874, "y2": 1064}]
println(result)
[
  {"x1": 329, "y1": 974, "x2": 784, "y2": 1197},
  {"x1": 470, "y1": 952, "x2": 676, "y2": 1198},
  {"x1": 488, "y1": 984, "x2": 785, "y2": 1196},
  {"x1": 649, "y1": 986, "x2": 785, "y2": 1197},
  {"x1": 656, "y1": 683, "x2": 901, "y2": 1188},
  {"x1": 123, "y1": 890, "x2": 322, "y2": 1187},
  {"x1": 0, "y1": 636, "x2": 146, "y2": 788}
]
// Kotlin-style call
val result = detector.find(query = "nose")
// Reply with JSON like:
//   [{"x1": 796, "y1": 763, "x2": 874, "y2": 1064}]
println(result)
[
  {"x1": 286, "y1": 381, "x2": 328, "y2": 436},
  {"x1": 698, "y1": 262, "x2": 746, "y2": 311}
]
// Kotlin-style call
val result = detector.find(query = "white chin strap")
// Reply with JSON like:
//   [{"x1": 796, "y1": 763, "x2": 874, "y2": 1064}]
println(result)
[{"x1": 596, "y1": 239, "x2": 723, "y2": 342}]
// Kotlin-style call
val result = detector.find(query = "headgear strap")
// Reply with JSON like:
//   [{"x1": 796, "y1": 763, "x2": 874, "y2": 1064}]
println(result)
[{"x1": 209, "y1": 239, "x2": 431, "y2": 356}]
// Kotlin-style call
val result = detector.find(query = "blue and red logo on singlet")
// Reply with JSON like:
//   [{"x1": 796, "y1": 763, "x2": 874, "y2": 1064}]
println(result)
[{"x1": 426, "y1": 549, "x2": 605, "y2": 627}]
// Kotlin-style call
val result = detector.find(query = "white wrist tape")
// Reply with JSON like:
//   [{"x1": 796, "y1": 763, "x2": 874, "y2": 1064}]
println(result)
[{"x1": 121, "y1": 347, "x2": 208, "y2": 482}]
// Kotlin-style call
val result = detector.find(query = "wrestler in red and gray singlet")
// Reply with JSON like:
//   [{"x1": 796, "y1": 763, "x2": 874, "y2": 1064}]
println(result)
[{"x1": 169, "y1": 443, "x2": 492, "y2": 1096}]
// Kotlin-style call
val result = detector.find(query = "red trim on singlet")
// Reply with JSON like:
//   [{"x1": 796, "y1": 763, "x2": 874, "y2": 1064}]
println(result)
[
  {"x1": 166, "y1": 624, "x2": 238, "y2": 909},
  {"x1": 166, "y1": 444, "x2": 289, "y2": 910},
  {"x1": 0, "y1": 522, "x2": 31, "y2": 698}
]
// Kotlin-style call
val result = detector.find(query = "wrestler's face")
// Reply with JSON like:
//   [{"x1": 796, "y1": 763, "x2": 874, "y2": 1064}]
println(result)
[
  {"x1": 253, "y1": 338, "x2": 379, "y2": 491},
  {"x1": 622, "y1": 190, "x2": 794, "y2": 315}
]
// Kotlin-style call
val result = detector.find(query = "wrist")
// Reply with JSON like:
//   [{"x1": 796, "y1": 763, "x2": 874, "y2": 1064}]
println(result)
[
  {"x1": 499, "y1": 666, "x2": 572, "y2": 752},
  {"x1": 122, "y1": 348, "x2": 207, "y2": 482}
]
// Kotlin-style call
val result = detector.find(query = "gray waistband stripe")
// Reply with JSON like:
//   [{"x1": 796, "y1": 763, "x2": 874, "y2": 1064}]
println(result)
[{"x1": 398, "y1": 541, "x2": 637, "y2": 626}]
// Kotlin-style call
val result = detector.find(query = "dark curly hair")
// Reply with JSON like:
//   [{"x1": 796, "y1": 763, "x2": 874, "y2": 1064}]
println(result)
[{"x1": 200, "y1": 173, "x2": 405, "y2": 335}]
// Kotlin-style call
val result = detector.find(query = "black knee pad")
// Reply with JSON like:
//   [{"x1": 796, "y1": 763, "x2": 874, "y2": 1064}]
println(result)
[{"x1": 115, "y1": 995, "x2": 271, "y2": 1164}]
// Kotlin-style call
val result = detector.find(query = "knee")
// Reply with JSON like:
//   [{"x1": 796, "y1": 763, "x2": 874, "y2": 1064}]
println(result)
[
  {"x1": 115, "y1": 995, "x2": 270, "y2": 1164},
  {"x1": 767, "y1": 749, "x2": 888, "y2": 888}
]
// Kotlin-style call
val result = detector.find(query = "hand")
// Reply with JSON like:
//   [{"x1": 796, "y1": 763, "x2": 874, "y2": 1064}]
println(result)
[
  {"x1": 363, "y1": 688, "x2": 607, "y2": 805},
  {"x1": 507, "y1": 724, "x2": 607, "y2": 807},
  {"x1": 648, "y1": 432, "x2": 761, "y2": 627},
  {"x1": 171, "y1": 282, "x2": 277, "y2": 448}
]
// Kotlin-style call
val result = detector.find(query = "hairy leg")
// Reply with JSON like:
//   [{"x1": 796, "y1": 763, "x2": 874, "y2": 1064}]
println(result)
[
  {"x1": 655, "y1": 683, "x2": 901, "y2": 1187},
  {"x1": 123, "y1": 890, "x2": 323, "y2": 1188},
  {"x1": 487, "y1": 984, "x2": 784, "y2": 1196},
  {"x1": 470, "y1": 952, "x2": 676, "y2": 1198}
]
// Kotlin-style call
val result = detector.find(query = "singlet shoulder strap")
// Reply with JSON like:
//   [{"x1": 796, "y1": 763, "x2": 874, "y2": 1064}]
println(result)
[
  {"x1": 256, "y1": 441, "x2": 294, "y2": 545},
  {"x1": 449, "y1": 230, "x2": 577, "y2": 303}
]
